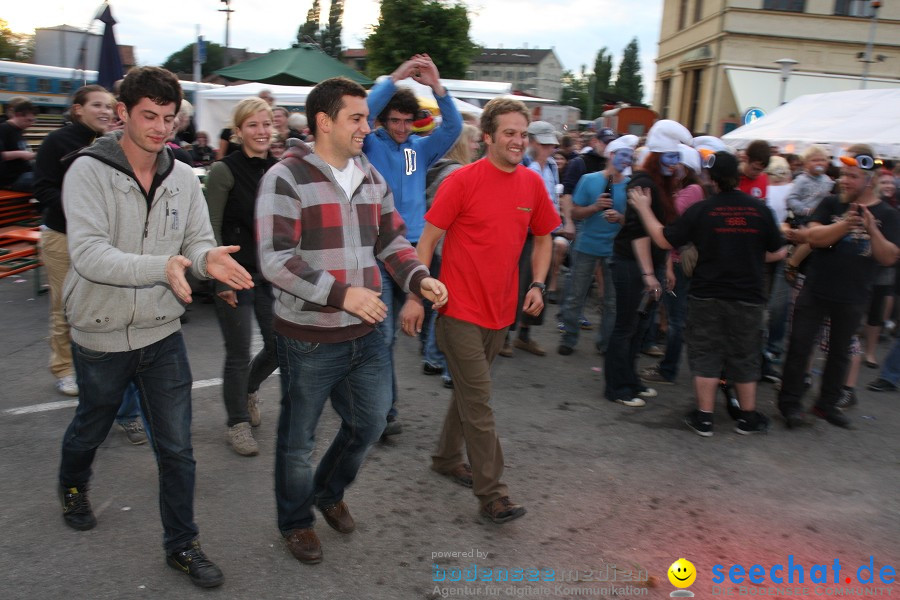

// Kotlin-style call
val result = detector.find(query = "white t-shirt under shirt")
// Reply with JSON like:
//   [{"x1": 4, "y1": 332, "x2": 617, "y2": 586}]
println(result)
[{"x1": 329, "y1": 160, "x2": 355, "y2": 200}]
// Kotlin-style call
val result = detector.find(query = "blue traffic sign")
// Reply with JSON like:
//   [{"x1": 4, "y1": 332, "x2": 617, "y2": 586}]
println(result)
[{"x1": 743, "y1": 107, "x2": 766, "y2": 125}]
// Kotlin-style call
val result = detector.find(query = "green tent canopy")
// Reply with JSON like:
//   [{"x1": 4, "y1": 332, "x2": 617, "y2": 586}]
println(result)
[{"x1": 215, "y1": 44, "x2": 372, "y2": 87}]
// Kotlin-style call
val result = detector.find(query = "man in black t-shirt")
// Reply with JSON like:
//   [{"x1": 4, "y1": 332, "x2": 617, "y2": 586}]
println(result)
[
  {"x1": 778, "y1": 144, "x2": 900, "y2": 429},
  {"x1": 629, "y1": 151, "x2": 786, "y2": 437}
]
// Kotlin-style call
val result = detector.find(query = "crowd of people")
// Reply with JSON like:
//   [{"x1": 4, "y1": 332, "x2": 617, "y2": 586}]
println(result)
[{"x1": 2, "y1": 52, "x2": 899, "y2": 589}]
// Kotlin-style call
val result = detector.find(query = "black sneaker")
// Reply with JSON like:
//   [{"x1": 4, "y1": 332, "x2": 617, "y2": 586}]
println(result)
[
  {"x1": 735, "y1": 411, "x2": 770, "y2": 435},
  {"x1": 59, "y1": 485, "x2": 97, "y2": 531},
  {"x1": 166, "y1": 540, "x2": 224, "y2": 588},
  {"x1": 784, "y1": 410, "x2": 808, "y2": 429},
  {"x1": 866, "y1": 378, "x2": 898, "y2": 392},
  {"x1": 812, "y1": 406, "x2": 853, "y2": 429},
  {"x1": 836, "y1": 388, "x2": 858, "y2": 409},
  {"x1": 684, "y1": 409, "x2": 713, "y2": 437},
  {"x1": 423, "y1": 362, "x2": 443, "y2": 375},
  {"x1": 557, "y1": 344, "x2": 574, "y2": 356}
]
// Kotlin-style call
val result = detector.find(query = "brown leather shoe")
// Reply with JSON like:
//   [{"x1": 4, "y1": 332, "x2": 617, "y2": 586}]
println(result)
[
  {"x1": 285, "y1": 528, "x2": 323, "y2": 564},
  {"x1": 481, "y1": 496, "x2": 526, "y2": 524},
  {"x1": 318, "y1": 501, "x2": 355, "y2": 534},
  {"x1": 513, "y1": 338, "x2": 546, "y2": 356},
  {"x1": 432, "y1": 463, "x2": 473, "y2": 488}
]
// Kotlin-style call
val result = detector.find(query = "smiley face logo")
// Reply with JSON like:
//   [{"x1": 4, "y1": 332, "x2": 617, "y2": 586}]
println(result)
[{"x1": 668, "y1": 558, "x2": 697, "y2": 588}]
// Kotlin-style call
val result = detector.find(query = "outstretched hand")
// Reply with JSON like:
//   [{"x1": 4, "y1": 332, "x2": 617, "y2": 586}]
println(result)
[{"x1": 207, "y1": 246, "x2": 254, "y2": 291}]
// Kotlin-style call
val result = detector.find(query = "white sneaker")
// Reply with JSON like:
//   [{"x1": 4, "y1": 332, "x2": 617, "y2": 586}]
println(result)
[
  {"x1": 247, "y1": 392, "x2": 261, "y2": 428},
  {"x1": 616, "y1": 397, "x2": 646, "y2": 407},
  {"x1": 56, "y1": 375, "x2": 79, "y2": 397},
  {"x1": 227, "y1": 422, "x2": 259, "y2": 456},
  {"x1": 637, "y1": 387, "x2": 658, "y2": 399}
]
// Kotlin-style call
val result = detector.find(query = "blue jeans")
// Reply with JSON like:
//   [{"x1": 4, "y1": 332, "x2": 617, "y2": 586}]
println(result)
[
  {"x1": 213, "y1": 275, "x2": 278, "y2": 427},
  {"x1": 375, "y1": 261, "x2": 405, "y2": 419},
  {"x1": 59, "y1": 332, "x2": 198, "y2": 553},
  {"x1": 604, "y1": 257, "x2": 657, "y2": 401},
  {"x1": 658, "y1": 262, "x2": 690, "y2": 380},
  {"x1": 765, "y1": 261, "x2": 790, "y2": 357},
  {"x1": 879, "y1": 337, "x2": 900, "y2": 384},
  {"x1": 422, "y1": 253, "x2": 446, "y2": 369},
  {"x1": 560, "y1": 251, "x2": 613, "y2": 351},
  {"x1": 116, "y1": 382, "x2": 142, "y2": 424},
  {"x1": 274, "y1": 331, "x2": 391, "y2": 534}
]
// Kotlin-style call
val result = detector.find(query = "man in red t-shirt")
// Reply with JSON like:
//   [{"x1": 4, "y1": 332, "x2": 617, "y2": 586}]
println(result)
[
  {"x1": 410, "y1": 98, "x2": 560, "y2": 524},
  {"x1": 738, "y1": 139, "x2": 771, "y2": 201}
]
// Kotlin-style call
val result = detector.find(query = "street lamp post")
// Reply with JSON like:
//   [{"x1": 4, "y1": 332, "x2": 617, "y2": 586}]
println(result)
[
  {"x1": 860, "y1": 1, "x2": 882, "y2": 89},
  {"x1": 219, "y1": 0, "x2": 234, "y2": 67},
  {"x1": 774, "y1": 58, "x2": 798, "y2": 106}
]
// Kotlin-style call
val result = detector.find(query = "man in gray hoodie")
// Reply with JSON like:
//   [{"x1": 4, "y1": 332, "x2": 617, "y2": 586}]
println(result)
[{"x1": 57, "y1": 67, "x2": 253, "y2": 589}]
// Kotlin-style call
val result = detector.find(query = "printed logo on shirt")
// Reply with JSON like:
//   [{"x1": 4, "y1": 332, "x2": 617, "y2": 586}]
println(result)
[
  {"x1": 516, "y1": 207, "x2": 532, "y2": 212},
  {"x1": 404, "y1": 148, "x2": 417, "y2": 175}
]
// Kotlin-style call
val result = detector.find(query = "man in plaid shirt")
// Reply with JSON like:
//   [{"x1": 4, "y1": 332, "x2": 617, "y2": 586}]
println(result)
[{"x1": 255, "y1": 77, "x2": 447, "y2": 565}]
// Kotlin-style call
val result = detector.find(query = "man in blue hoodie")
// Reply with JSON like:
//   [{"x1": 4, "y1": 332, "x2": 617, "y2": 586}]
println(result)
[{"x1": 364, "y1": 54, "x2": 463, "y2": 436}]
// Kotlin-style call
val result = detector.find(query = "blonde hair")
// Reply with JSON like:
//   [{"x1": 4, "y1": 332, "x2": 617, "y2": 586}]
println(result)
[
  {"x1": 444, "y1": 124, "x2": 480, "y2": 165},
  {"x1": 766, "y1": 155, "x2": 791, "y2": 183},
  {"x1": 230, "y1": 97, "x2": 273, "y2": 143},
  {"x1": 801, "y1": 144, "x2": 828, "y2": 162}
]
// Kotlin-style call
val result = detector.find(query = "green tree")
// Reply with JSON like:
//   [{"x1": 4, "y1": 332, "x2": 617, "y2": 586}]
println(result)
[
  {"x1": 586, "y1": 47, "x2": 613, "y2": 118},
  {"x1": 0, "y1": 19, "x2": 34, "y2": 62},
  {"x1": 613, "y1": 38, "x2": 644, "y2": 105},
  {"x1": 364, "y1": 0, "x2": 478, "y2": 79},
  {"x1": 162, "y1": 41, "x2": 225, "y2": 78},
  {"x1": 320, "y1": 0, "x2": 344, "y2": 58},
  {"x1": 560, "y1": 69, "x2": 587, "y2": 114},
  {"x1": 297, "y1": 0, "x2": 321, "y2": 45}
]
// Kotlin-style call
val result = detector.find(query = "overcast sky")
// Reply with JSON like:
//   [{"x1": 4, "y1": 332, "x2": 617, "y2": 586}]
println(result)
[{"x1": 5, "y1": 0, "x2": 662, "y2": 101}]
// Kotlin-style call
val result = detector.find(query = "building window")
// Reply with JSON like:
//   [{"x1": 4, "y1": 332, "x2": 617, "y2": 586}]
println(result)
[
  {"x1": 492, "y1": 70, "x2": 502, "y2": 77},
  {"x1": 506, "y1": 71, "x2": 514, "y2": 80},
  {"x1": 834, "y1": 0, "x2": 874, "y2": 16},
  {"x1": 763, "y1": 0, "x2": 806, "y2": 11},
  {"x1": 518, "y1": 71, "x2": 526, "y2": 80},
  {"x1": 660, "y1": 78, "x2": 672, "y2": 119},
  {"x1": 678, "y1": 0, "x2": 688, "y2": 29},
  {"x1": 687, "y1": 69, "x2": 703, "y2": 133},
  {"x1": 694, "y1": 0, "x2": 703, "y2": 22}
]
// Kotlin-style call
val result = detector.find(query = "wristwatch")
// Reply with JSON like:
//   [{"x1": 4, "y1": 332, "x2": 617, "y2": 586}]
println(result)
[{"x1": 529, "y1": 282, "x2": 547, "y2": 295}]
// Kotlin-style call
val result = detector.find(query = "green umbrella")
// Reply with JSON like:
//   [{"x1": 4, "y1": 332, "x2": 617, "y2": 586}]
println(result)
[{"x1": 215, "y1": 44, "x2": 372, "y2": 87}]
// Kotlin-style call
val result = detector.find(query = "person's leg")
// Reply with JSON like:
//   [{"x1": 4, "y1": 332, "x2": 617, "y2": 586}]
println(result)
[
  {"x1": 596, "y1": 257, "x2": 616, "y2": 353},
  {"x1": 877, "y1": 337, "x2": 900, "y2": 384},
  {"x1": 132, "y1": 332, "x2": 200, "y2": 554},
  {"x1": 59, "y1": 345, "x2": 136, "y2": 490},
  {"x1": 693, "y1": 376, "x2": 719, "y2": 412},
  {"x1": 434, "y1": 317, "x2": 509, "y2": 504},
  {"x1": 604, "y1": 258, "x2": 643, "y2": 401},
  {"x1": 314, "y1": 331, "x2": 392, "y2": 507},
  {"x1": 422, "y1": 253, "x2": 447, "y2": 370},
  {"x1": 765, "y1": 261, "x2": 791, "y2": 359},
  {"x1": 560, "y1": 250, "x2": 597, "y2": 350},
  {"x1": 778, "y1": 288, "x2": 827, "y2": 418},
  {"x1": 815, "y1": 302, "x2": 864, "y2": 412},
  {"x1": 213, "y1": 289, "x2": 254, "y2": 427},
  {"x1": 658, "y1": 262, "x2": 689, "y2": 380},
  {"x1": 39, "y1": 229, "x2": 75, "y2": 382},
  {"x1": 547, "y1": 236, "x2": 569, "y2": 299},
  {"x1": 274, "y1": 333, "x2": 347, "y2": 535},
  {"x1": 375, "y1": 261, "x2": 404, "y2": 421},
  {"x1": 247, "y1": 278, "x2": 279, "y2": 393}
]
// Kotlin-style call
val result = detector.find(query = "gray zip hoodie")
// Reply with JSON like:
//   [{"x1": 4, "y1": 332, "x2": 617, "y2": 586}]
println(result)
[{"x1": 62, "y1": 131, "x2": 215, "y2": 352}]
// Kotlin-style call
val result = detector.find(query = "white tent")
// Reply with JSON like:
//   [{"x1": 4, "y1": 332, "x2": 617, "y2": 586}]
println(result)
[
  {"x1": 722, "y1": 88, "x2": 900, "y2": 160},
  {"x1": 195, "y1": 79, "x2": 485, "y2": 140},
  {"x1": 195, "y1": 82, "x2": 314, "y2": 140}
]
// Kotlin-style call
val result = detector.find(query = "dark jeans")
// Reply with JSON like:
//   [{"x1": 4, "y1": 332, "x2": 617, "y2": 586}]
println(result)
[
  {"x1": 274, "y1": 330, "x2": 391, "y2": 534},
  {"x1": 766, "y1": 261, "x2": 791, "y2": 357},
  {"x1": 213, "y1": 275, "x2": 278, "y2": 427},
  {"x1": 778, "y1": 287, "x2": 864, "y2": 415},
  {"x1": 560, "y1": 251, "x2": 613, "y2": 351},
  {"x1": 658, "y1": 262, "x2": 690, "y2": 380},
  {"x1": 59, "y1": 332, "x2": 198, "y2": 553},
  {"x1": 604, "y1": 257, "x2": 657, "y2": 401}
]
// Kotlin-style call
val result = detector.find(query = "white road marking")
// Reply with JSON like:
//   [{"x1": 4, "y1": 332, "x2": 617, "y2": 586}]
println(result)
[{"x1": 2, "y1": 378, "x2": 226, "y2": 416}]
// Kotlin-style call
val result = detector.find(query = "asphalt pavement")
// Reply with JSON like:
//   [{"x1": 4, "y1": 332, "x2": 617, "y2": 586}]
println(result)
[{"x1": 0, "y1": 272, "x2": 897, "y2": 600}]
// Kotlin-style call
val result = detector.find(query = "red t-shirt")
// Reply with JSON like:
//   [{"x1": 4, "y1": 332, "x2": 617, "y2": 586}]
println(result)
[
  {"x1": 426, "y1": 158, "x2": 561, "y2": 330},
  {"x1": 739, "y1": 172, "x2": 769, "y2": 201}
]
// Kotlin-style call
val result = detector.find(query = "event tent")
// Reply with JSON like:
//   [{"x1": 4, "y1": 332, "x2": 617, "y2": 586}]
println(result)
[
  {"x1": 722, "y1": 88, "x2": 900, "y2": 160},
  {"x1": 194, "y1": 81, "x2": 483, "y2": 140},
  {"x1": 214, "y1": 45, "x2": 372, "y2": 87},
  {"x1": 194, "y1": 83, "x2": 313, "y2": 140}
]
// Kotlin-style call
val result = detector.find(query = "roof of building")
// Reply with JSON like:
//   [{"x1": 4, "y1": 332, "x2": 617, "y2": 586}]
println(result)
[{"x1": 472, "y1": 48, "x2": 553, "y2": 65}]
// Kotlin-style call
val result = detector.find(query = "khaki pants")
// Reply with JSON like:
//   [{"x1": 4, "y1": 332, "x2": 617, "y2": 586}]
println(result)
[
  {"x1": 39, "y1": 229, "x2": 73, "y2": 379},
  {"x1": 432, "y1": 316, "x2": 509, "y2": 505}
]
